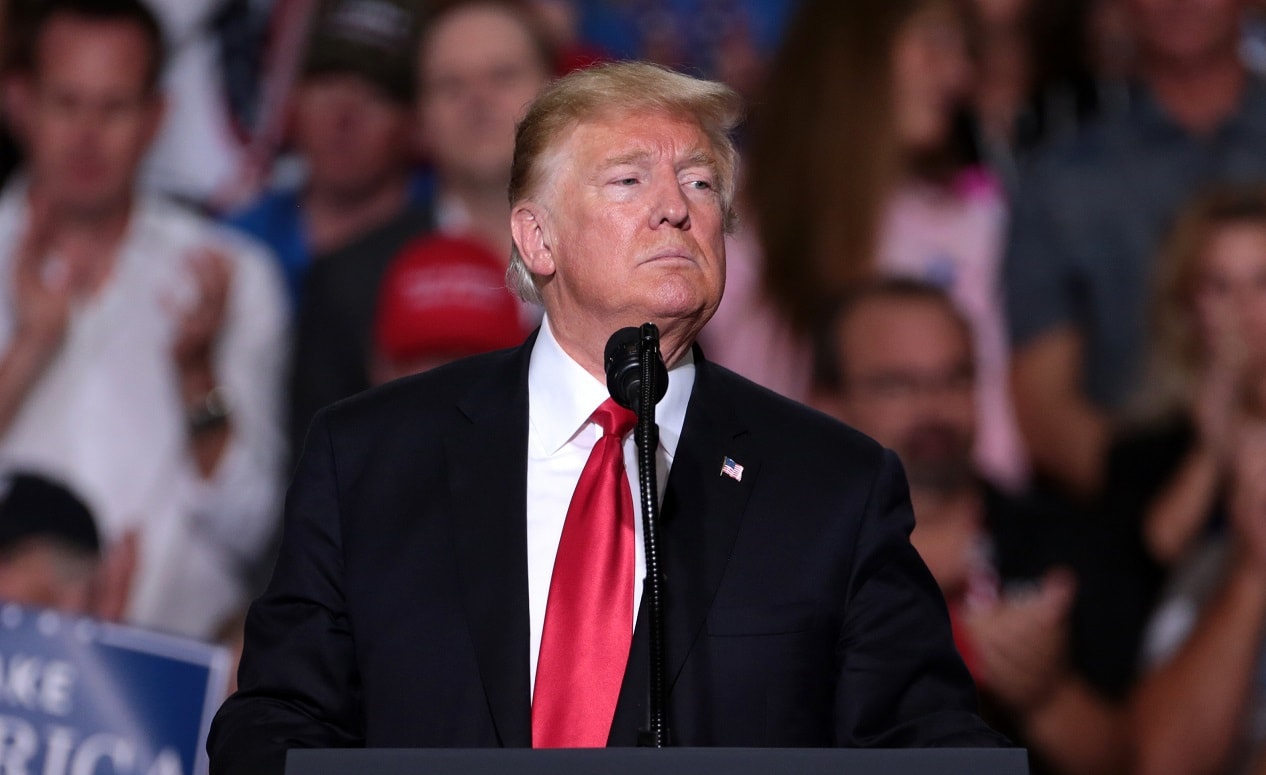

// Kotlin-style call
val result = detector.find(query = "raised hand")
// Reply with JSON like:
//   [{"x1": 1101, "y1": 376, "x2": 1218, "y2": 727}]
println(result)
[
  {"x1": 91, "y1": 529, "x2": 139, "y2": 622},
  {"x1": 11, "y1": 197, "x2": 74, "y2": 357},
  {"x1": 170, "y1": 248, "x2": 233, "y2": 387},
  {"x1": 963, "y1": 567, "x2": 1077, "y2": 712},
  {"x1": 1192, "y1": 315, "x2": 1249, "y2": 464}
]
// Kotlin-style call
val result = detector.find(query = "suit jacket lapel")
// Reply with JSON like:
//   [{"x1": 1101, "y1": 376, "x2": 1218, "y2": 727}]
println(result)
[
  {"x1": 610, "y1": 354, "x2": 762, "y2": 744},
  {"x1": 447, "y1": 334, "x2": 537, "y2": 747}
]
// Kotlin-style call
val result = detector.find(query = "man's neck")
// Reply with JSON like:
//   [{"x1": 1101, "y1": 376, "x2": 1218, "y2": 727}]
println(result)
[
  {"x1": 303, "y1": 176, "x2": 410, "y2": 255},
  {"x1": 1142, "y1": 51, "x2": 1247, "y2": 136},
  {"x1": 909, "y1": 483, "x2": 985, "y2": 597},
  {"x1": 31, "y1": 188, "x2": 132, "y2": 297},
  {"x1": 546, "y1": 312, "x2": 703, "y2": 384},
  {"x1": 440, "y1": 176, "x2": 513, "y2": 258},
  {"x1": 910, "y1": 484, "x2": 981, "y2": 531}
]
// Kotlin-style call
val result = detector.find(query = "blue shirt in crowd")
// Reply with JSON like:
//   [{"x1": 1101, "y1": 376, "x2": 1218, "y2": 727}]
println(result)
[
  {"x1": 225, "y1": 173, "x2": 437, "y2": 311},
  {"x1": 1004, "y1": 76, "x2": 1266, "y2": 409},
  {"x1": 226, "y1": 189, "x2": 308, "y2": 308}
]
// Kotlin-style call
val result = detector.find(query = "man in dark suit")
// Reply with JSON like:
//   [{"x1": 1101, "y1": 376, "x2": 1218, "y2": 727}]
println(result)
[{"x1": 208, "y1": 61, "x2": 1003, "y2": 774}]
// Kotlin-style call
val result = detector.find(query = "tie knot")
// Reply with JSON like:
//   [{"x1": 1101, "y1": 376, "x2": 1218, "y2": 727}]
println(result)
[{"x1": 592, "y1": 398, "x2": 637, "y2": 439}]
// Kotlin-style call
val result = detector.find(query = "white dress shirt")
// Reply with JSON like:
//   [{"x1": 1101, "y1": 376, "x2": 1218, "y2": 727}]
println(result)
[
  {"x1": 0, "y1": 180, "x2": 289, "y2": 638},
  {"x1": 526, "y1": 317, "x2": 694, "y2": 697}
]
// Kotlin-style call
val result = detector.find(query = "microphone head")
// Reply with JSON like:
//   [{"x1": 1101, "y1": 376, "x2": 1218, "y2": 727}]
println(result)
[{"x1": 604, "y1": 325, "x2": 668, "y2": 413}]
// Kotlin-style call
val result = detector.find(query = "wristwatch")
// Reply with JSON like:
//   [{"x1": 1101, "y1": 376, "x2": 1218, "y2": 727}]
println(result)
[{"x1": 187, "y1": 385, "x2": 232, "y2": 435}]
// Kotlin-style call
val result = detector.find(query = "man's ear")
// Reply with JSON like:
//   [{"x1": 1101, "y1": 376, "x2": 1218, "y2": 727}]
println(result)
[{"x1": 511, "y1": 202, "x2": 555, "y2": 278}]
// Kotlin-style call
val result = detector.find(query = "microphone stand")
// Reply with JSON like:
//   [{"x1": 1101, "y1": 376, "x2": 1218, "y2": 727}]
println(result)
[
  {"x1": 604, "y1": 324, "x2": 670, "y2": 747},
  {"x1": 634, "y1": 323, "x2": 669, "y2": 748}
]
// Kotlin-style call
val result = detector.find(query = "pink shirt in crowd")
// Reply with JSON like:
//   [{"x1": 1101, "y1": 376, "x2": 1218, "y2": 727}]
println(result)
[{"x1": 702, "y1": 168, "x2": 1029, "y2": 492}]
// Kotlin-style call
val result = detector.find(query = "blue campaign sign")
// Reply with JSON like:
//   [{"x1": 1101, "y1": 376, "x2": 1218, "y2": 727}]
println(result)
[{"x1": 0, "y1": 603, "x2": 229, "y2": 775}]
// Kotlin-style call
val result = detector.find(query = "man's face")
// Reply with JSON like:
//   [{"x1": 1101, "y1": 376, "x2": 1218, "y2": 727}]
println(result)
[
  {"x1": 1124, "y1": 0, "x2": 1245, "y2": 65},
  {"x1": 0, "y1": 541, "x2": 95, "y2": 614},
  {"x1": 22, "y1": 16, "x2": 161, "y2": 218},
  {"x1": 519, "y1": 110, "x2": 726, "y2": 343},
  {"x1": 833, "y1": 298, "x2": 977, "y2": 492},
  {"x1": 294, "y1": 73, "x2": 413, "y2": 200},
  {"x1": 418, "y1": 4, "x2": 551, "y2": 188}
]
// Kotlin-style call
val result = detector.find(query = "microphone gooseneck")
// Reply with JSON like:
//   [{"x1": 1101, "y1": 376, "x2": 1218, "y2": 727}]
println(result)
[{"x1": 603, "y1": 324, "x2": 670, "y2": 748}]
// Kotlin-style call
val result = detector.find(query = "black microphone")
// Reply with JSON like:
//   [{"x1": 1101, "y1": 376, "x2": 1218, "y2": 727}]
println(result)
[{"x1": 604, "y1": 326, "x2": 668, "y2": 414}]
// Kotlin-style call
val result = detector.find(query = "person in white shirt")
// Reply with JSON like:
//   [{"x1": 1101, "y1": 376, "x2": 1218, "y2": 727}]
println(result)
[{"x1": 0, "y1": 0, "x2": 288, "y2": 639}]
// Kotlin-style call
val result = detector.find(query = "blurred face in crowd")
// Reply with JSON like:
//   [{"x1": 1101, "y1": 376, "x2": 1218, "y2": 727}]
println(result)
[
  {"x1": 0, "y1": 539, "x2": 96, "y2": 613},
  {"x1": 514, "y1": 110, "x2": 726, "y2": 357},
  {"x1": 1192, "y1": 220, "x2": 1266, "y2": 371},
  {"x1": 832, "y1": 296, "x2": 977, "y2": 493},
  {"x1": 294, "y1": 73, "x2": 413, "y2": 202},
  {"x1": 1125, "y1": 0, "x2": 1245, "y2": 66},
  {"x1": 891, "y1": 1, "x2": 973, "y2": 153},
  {"x1": 418, "y1": 3, "x2": 552, "y2": 189},
  {"x1": 21, "y1": 14, "x2": 162, "y2": 219},
  {"x1": 971, "y1": 0, "x2": 1028, "y2": 27}
]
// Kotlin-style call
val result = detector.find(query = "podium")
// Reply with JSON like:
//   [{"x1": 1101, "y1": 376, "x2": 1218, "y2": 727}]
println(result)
[{"x1": 286, "y1": 747, "x2": 1029, "y2": 774}]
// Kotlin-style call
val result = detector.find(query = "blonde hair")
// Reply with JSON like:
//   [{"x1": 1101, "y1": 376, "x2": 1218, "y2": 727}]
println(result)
[
  {"x1": 1131, "y1": 185, "x2": 1266, "y2": 422},
  {"x1": 505, "y1": 61, "x2": 743, "y2": 303}
]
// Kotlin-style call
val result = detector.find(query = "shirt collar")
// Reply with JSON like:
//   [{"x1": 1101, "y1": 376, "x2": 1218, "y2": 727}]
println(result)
[
  {"x1": 435, "y1": 189, "x2": 473, "y2": 235},
  {"x1": 1130, "y1": 73, "x2": 1266, "y2": 139},
  {"x1": 528, "y1": 315, "x2": 695, "y2": 456},
  {"x1": 0, "y1": 174, "x2": 147, "y2": 276}
]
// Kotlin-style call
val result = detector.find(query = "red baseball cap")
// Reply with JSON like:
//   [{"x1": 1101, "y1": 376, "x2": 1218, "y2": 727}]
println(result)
[{"x1": 374, "y1": 234, "x2": 528, "y2": 366}]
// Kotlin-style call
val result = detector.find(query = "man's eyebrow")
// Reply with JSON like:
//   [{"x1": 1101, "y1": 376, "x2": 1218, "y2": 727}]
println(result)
[
  {"x1": 599, "y1": 149, "x2": 653, "y2": 169},
  {"x1": 596, "y1": 149, "x2": 717, "y2": 171},
  {"x1": 680, "y1": 149, "x2": 717, "y2": 172}
]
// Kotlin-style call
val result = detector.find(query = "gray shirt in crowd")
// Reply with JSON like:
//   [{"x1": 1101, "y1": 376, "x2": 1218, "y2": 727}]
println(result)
[{"x1": 1003, "y1": 77, "x2": 1266, "y2": 410}]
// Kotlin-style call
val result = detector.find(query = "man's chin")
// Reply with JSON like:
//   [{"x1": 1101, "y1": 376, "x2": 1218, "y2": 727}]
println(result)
[
  {"x1": 904, "y1": 460, "x2": 974, "y2": 494},
  {"x1": 643, "y1": 294, "x2": 720, "y2": 331},
  {"x1": 50, "y1": 190, "x2": 128, "y2": 220}
]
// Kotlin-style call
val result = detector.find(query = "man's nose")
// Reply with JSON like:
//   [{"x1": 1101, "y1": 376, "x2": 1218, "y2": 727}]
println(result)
[{"x1": 651, "y1": 178, "x2": 690, "y2": 229}]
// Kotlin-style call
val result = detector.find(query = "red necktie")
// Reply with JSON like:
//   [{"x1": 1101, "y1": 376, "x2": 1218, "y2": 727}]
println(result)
[{"x1": 533, "y1": 398, "x2": 638, "y2": 748}]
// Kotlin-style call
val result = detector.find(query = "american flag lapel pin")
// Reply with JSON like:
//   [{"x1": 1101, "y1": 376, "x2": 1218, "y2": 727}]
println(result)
[{"x1": 720, "y1": 456, "x2": 744, "y2": 482}]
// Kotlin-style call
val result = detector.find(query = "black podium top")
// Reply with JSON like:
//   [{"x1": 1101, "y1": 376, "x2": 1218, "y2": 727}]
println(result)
[{"x1": 286, "y1": 747, "x2": 1028, "y2": 775}]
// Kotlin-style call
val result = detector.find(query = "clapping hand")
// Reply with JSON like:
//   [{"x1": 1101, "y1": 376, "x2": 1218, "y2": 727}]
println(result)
[
  {"x1": 91, "y1": 529, "x2": 138, "y2": 622},
  {"x1": 1193, "y1": 316, "x2": 1249, "y2": 464},
  {"x1": 963, "y1": 568, "x2": 1077, "y2": 712},
  {"x1": 169, "y1": 248, "x2": 232, "y2": 388},
  {"x1": 11, "y1": 197, "x2": 74, "y2": 357}
]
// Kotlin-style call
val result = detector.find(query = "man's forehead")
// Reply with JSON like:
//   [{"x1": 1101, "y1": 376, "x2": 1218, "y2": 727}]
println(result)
[
  {"x1": 596, "y1": 145, "x2": 717, "y2": 169},
  {"x1": 567, "y1": 111, "x2": 715, "y2": 163},
  {"x1": 32, "y1": 20, "x2": 154, "y2": 96},
  {"x1": 839, "y1": 298, "x2": 971, "y2": 357},
  {"x1": 423, "y1": 3, "x2": 540, "y2": 65}
]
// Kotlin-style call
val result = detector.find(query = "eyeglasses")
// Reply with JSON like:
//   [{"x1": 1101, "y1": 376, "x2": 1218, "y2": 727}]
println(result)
[{"x1": 846, "y1": 365, "x2": 975, "y2": 401}]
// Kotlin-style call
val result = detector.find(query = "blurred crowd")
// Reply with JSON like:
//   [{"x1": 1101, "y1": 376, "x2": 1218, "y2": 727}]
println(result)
[{"x1": 0, "y1": 0, "x2": 1265, "y2": 773}]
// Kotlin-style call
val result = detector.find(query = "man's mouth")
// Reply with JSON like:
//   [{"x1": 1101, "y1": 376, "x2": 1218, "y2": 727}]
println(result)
[{"x1": 641, "y1": 248, "x2": 696, "y2": 265}]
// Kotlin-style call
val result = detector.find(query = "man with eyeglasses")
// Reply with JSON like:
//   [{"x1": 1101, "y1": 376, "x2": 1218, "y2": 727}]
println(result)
[{"x1": 812, "y1": 277, "x2": 1131, "y2": 775}]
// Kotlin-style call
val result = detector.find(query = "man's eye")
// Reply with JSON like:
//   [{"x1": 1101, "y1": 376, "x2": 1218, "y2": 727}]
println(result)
[
  {"x1": 685, "y1": 180, "x2": 712, "y2": 190},
  {"x1": 616, "y1": 178, "x2": 639, "y2": 186}
]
